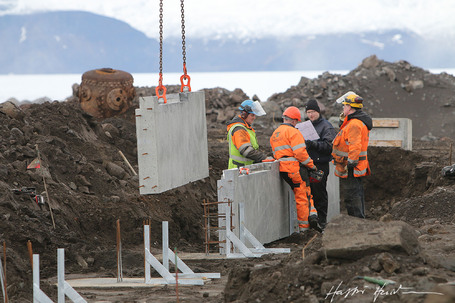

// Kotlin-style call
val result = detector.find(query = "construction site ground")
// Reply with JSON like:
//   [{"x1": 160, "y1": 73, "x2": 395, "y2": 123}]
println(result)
[{"x1": 1, "y1": 56, "x2": 455, "y2": 302}]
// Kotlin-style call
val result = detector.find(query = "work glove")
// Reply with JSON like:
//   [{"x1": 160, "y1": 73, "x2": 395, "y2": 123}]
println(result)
[
  {"x1": 309, "y1": 165, "x2": 317, "y2": 171},
  {"x1": 305, "y1": 140, "x2": 316, "y2": 150}
]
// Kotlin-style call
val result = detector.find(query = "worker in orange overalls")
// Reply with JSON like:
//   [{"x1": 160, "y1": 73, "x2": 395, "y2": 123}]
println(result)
[
  {"x1": 270, "y1": 106, "x2": 319, "y2": 232},
  {"x1": 332, "y1": 92, "x2": 373, "y2": 218}
]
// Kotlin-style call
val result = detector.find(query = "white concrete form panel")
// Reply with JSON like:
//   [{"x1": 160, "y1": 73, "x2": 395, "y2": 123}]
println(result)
[
  {"x1": 136, "y1": 92, "x2": 209, "y2": 194},
  {"x1": 217, "y1": 162, "x2": 340, "y2": 249},
  {"x1": 370, "y1": 118, "x2": 412, "y2": 150}
]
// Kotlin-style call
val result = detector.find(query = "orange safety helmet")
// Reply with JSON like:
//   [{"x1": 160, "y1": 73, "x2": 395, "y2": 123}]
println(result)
[{"x1": 282, "y1": 106, "x2": 302, "y2": 122}]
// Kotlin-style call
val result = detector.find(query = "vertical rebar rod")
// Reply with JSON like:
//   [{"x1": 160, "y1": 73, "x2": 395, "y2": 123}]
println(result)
[
  {"x1": 116, "y1": 219, "x2": 123, "y2": 282},
  {"x1": 450, "y1": 143, "x2": 453, "y2": 165},
  {"x1": 2, "y1": 241, "x2": 6, "y2": 303},
  {"x1": 203, "y1": 199, "x2": 208, "y2": 255},
  {"x1": 174, "y1": 247, "x2": 179, "y2": 303}
]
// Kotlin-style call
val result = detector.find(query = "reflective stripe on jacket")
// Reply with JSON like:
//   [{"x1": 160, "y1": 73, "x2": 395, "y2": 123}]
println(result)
[
  {"x1": 227, "y1": 122, "x2": 259, "y2": 169},
  {"x1": 332, "y1": 118, "x2": 370, "y2": 178},
  {"x1": 270, "y1": 123, "x2": 315, "y2": 173}
]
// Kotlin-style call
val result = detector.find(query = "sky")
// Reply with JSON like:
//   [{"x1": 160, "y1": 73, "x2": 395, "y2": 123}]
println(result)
[{"x1": 1, "y1": 0, "x2": 455, "y2": 40}]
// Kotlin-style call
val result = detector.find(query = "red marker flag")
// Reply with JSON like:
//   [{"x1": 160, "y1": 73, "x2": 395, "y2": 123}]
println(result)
[{"x1": 27, "y1": 158, "x2": 41, "y2": 169}]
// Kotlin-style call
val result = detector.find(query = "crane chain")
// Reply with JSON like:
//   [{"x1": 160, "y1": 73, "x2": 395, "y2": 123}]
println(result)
[
  {"x1": 156, "y1": 0, "x2": 167, "y2": 103},
  {"x1": 180, "y1": 0, "x2": 186, "y2": 66},
  {"x1": 179, "y1": 0, "x2": 191, "y2": 92}
]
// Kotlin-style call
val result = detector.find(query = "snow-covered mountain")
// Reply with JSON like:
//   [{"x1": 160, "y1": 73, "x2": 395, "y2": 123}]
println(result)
[{"x1": 1, "y1": 11, "x2": 454, "y2": 74}]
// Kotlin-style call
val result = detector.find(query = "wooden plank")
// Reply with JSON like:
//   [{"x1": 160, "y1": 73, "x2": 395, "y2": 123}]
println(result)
[
  {"x1": 369, "y1": 140, "x2": 402, "y2": 147},
  {"x1": 373, "y1": 119, "x2": 400, "y2": 128}
]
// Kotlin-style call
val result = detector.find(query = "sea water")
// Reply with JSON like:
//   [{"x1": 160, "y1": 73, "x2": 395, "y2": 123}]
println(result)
[{"x1": 0, "y1": 69, "x2": 454, "y2": 103}]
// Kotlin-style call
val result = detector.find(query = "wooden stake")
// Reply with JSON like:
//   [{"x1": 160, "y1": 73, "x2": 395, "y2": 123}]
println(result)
[
  {"x1": 302, "y1": 234, "x2": 318, "y2": 259},
  {"x1": 35, "y1": 144, "x2": 56, "y2": 229},
  {"x1": 27, "y1": 240, "x2": 33, "y2": 268},
  {"x1": 118, "y1": 150, "x2": 137, "y2": 176}
]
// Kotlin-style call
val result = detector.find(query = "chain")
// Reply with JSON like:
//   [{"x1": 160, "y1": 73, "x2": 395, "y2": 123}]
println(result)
[
  {"x1": 180, "y1": 0, "x2": 186, "y2": 69},
  {"x1": 159, "y1": 0, "x2": 164, "y2": 85},
  {"x1": 156, "y1": 0, "x2": 167, "y2": 102}
]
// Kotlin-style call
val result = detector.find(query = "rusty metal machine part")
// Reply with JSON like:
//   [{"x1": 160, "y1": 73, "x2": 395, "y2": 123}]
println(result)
[{"x1": 78, "y1": 68, "x2": 135, "y2": 119}]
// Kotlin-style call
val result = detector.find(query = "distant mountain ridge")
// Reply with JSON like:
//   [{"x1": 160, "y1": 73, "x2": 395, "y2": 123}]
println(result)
[{"x1": 1, "y1": 11, "x2": 455, "y2": 74}]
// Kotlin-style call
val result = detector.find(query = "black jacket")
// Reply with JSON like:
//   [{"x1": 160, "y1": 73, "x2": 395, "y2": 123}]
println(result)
[{"x1": 306, "y1": 116, "x2": 337, "y2": 164}]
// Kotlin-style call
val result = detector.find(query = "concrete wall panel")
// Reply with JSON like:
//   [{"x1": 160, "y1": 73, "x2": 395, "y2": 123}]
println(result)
[
  {"x1": 136, "y1": 92, "x2": 209, "y2": 194},
  {"x1": 218, "y1": 161, "x2": 340, "y2": 248}
]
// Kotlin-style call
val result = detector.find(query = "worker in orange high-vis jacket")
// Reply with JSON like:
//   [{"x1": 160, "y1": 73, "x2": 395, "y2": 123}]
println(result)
[
  {"x1": 270, "y1": 106, "x2": 319, "y2": 232},
  {"x1": 332, "y1": 91, "x2": 373, "y2": 218},
  {"x1": 227, "y1": 100, "x2": 271, "y2": 169}
]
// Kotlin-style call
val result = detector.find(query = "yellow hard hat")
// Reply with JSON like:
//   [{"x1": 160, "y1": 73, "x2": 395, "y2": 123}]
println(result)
[{"x1": 341, "y1": 92, "x2": 363, "y2": 108}]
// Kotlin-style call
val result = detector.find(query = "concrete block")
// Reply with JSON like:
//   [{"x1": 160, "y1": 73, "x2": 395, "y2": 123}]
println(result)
[
  {"x1": 370, "y1": 118, "x2": 412, "y2": 150},
  {"x1": 322, "y1": 214, "x2": 420, "y2": 260},
  {"x1": 218, "y1": 162, "x2": 290, "y2": 246},
  {"x1": 136, "y1": 92, "x2": 209, "y2": 194},
  {"x1": 217, "y1": 161, "x2": 340, "y2": 251}
]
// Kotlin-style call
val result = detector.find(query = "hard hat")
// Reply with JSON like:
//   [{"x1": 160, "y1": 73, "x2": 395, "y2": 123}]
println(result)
[
  {"x1": 282, "y1": 106, "x2": 301, "y2": 122},
  {"x1": 239, "y1": 100, "x2": 266, "y2": 116},
  {"x1": 336, "y1": 91, "x2": 363, "y2": 108}
]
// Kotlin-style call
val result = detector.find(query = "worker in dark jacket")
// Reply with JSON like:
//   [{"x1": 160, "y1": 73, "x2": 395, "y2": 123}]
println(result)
[{"x1": 304, "y1": 99, "x2": 337, "y2": 229}]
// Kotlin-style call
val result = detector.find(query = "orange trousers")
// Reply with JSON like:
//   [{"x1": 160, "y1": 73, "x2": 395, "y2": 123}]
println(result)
[{"x1": 281, "y1": 170, "x2": 317, "y2": 230}]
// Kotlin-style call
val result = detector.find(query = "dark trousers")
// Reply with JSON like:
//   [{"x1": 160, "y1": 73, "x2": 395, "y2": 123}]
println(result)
[
  {"x1": 310, "y1": 162, "x2": 329, "y2": 225},
  {"x1": 340, "y1": 169, "x2": 365, "y2": 218}
]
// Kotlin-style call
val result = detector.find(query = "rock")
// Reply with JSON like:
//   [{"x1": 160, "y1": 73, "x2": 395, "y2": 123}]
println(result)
[
  {"x1": 69, "y1": 182, "x2": 77, "y2": 191},
  {"x1": 10, "y1": 127, "x2": 25, "y2": 145},
  {"x1": 382, "y1": 66, "x2": 396, "y2": 82},
  {"x1": 102, "y1": 123, "x2": 120, "y2": 138},
  {"x1": 377, "y1": 252, "x2": 401, "y2": 273},
  {"x1": 76, "y1": 174, "x2": 91, "y2": 186},
  {"x1": 424, "y1": 284, "x2": 455, "y2": 303},
  {"x1": 379, "y1": 213, "x2": 394, "y2": 222},
  {"x1": 104, "y1": 161, "x2": 127, "y2": 179},
  {"x1": 404, "y1": 79, "x2": 424, "y2": 92},
  {"x1": 322, "y1": 214, "x2": 420, "y2": 259},
  {"x1": 76, "y1": 255, "x2": 88, "y2": 269},
  {"x1": 412, "y1": 267, "x2": 430, "y2": 276},
  {"x1": 0, "y1": 100, "x2": 25, "y2": 120},
  {"x1": 261, "y1": 100, "x2": 282, "y2": 121},
  {"x1": 361, "y1": 55, "x2": 380, "y2": 69},
  {"x1": 79, "y1": 186, "x2": 90, "y2": 194},
  {"x1": 86, "y1": 257, "x2": 95, "y2": 266}
]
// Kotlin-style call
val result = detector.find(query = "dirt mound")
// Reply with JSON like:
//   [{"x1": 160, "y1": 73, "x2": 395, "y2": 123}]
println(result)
[{"x1": 1, "y1": 57, "x2": 455, "y2": 302}]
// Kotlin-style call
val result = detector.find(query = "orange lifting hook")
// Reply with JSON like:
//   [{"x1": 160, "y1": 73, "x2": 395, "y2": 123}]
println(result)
[
  {"x1": 156, "y1": 73, "x2": 167, "y2": 103},
  {"x1": 180, "y1": 63, "x2": 191, "y2": 92}
]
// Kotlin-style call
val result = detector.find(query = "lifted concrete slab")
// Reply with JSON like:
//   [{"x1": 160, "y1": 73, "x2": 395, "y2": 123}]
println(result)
[{"x1": 136, "y1": 92, "x2": 209, "y2": 194}]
